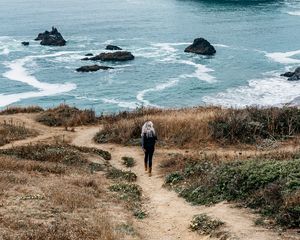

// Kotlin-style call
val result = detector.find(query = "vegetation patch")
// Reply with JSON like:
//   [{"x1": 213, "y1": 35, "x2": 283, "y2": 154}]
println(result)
[
  {"x1": 106, "y1": 167, "x2": 137, "y2": 182},
  {"x1": 190, "y1": 214, "x2": 224, "y2": 235},
  {"x1": 0, "y1": 121, "x2": 38, "y2": 146},
  {"x1": 122, "y1": 156, "x2": 135, "y2": 167},
  {"x1": 209, "y1": 107, "x2": 300, "y2": 144},
  {"x1": 0, "y1": 144, "x2": 111, "y2": 172},
  {"x1": 109, "y1": 183, "x2": 145, "y2": 219},
  {"x1": 0, "y1": 105, "x2": 44, "y2": 115},
  {"x1": 165, "y1": 157, "x2": 300, "y2": 228},
  {"x1": 36, "y1": 104, "x2": 97, "y2": 127},
  {"x1": 71, "y1": 145, "x2": 111, "y2": 160}
]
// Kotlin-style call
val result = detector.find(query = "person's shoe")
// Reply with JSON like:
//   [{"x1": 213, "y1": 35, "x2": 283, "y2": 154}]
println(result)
[
  {"x1": 144, "y1": 164, "x2": 148, "y2": 172},
  {"x1": 148, "y1": 167, "x2": 152, "y2": 177}
]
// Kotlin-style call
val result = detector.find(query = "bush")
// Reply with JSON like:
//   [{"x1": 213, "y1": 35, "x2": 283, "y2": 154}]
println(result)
[
  {"x1": 0, "y1": 106, "x2": 44, "y2": 115},
  {"x1": 190, "y1": 214, "x2": 224, "y2": 235},
  {"x1": 109, "y1": 183, "x2": 142, "y2": 202},
  {"x1": 209, "y1": 107, "x2": 300, "y2": 144},
  {"x1": 106, "y1": 168, "x2": 137, "y2": 182},
  {"x1": 36, "y1": 104, "x2": 97, "y2": 127},
  {"x1": 165, "y1": 172, "x2": 184, "y2": 184},
  {"x1": 122, "y1": 156, "x2": 135, "y2": 167},
  {"x1": 0, "y1": 122, "x2": 38, "y2": 146}
]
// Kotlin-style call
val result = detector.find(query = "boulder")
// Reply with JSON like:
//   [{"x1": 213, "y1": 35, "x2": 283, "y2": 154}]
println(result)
[
  {"x1": 89, "y1": 51, "x2": 134, "y2": 61},
  {"x1": 281, "y1": 67, "x2": 300, "y2": 81},
  {"x1": 35, "y1": 27, "x2": 66, "y2": 46},
  {"x1": 21, "y1": 41, "x2": 30, "y2": 46},
  {"x1": 85, "y1": 53, "x2": 94, "y2": 56},
  {"x1": 105, "y1": 44, "x2": 122, "y2": 50},
  {"x1": 76, "y1": 65, "x2": 114, "y2": 72},
  {"x1": 184, "y1": 38, "x2": 216, "y2": 55}
]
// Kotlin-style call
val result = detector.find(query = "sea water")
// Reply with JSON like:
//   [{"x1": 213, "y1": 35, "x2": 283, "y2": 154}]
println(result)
[{"x1": 0, "y1": 0, "x2": 300, "y2": 113}]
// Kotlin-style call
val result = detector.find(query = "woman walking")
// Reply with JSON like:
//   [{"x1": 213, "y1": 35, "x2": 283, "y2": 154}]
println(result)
[{"x1": 141, "y1": 121, "x2": 157, "y2": 177}]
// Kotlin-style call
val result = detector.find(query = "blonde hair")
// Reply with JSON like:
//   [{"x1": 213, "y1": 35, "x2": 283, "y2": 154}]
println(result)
[{"x1": 141, "y1": 121, "x2": 155, "y2": 137}]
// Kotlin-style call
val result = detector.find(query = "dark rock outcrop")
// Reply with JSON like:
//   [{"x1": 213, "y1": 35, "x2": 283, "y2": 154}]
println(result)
[
  {"x1": 105, "y1": 45, "x2": 122, "y2": 50},
  {"x1": 184, "y1": 38, "x2": 216, "y2": 55},
  {"x1": 21, "y1": 42, "x2": 29, "y2": 46},
  {"x1": 76, "y1": 65, "x2": 114, "y2": 72},
  {"x1": 85, "y1": 53, "x2": 94, "y2": 56},
  {"x1": 281, "y1": 67, "x2": 300, "y2": 81},
  {"x1": 87, "y1": 51, "x2": 134, "y2": 61},
  {"x1": 35, "y1": 27, "x2": 66, "y2": 46}
]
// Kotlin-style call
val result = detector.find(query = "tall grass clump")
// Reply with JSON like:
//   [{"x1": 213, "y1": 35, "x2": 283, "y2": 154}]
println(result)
[
  {"x1": 36, "y1": 104, "x2": 97, "y2": 127},
  {"x1": 0, "y1": 105, "x2": 44, "y2": 115},
  {"x1": 209, "y1": 107, "x2": 300, "y2": 144},
  {"x1": 0, "y1": 121, "x2": 38, "y2": 146}
]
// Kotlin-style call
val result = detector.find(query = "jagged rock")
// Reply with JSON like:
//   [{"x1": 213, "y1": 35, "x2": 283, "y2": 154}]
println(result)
[
  {"x1": 35, "y1": 27, "x2": 66, "y2": 46},
  {"x1": 76, "y1": 65, "x2": 114, "y2": 72},
  {"x1": 105, "y1": 45, "x2": 122, "y2": 50},
  {"x1": 281, "y1": 67, "x2": 300, "y2": 81},
  {"x1": 21, "y1": 42, "x2": 29, "y2": 46},
  {"x1": 85, "y1": 53, "x2": 94, "y2": 56},
  {"x1": 184, "y1": 38, "x2": 216, "y2": 55},
  {"x1": 88, "y1": 51, "x2": 134, "y2": 61}
]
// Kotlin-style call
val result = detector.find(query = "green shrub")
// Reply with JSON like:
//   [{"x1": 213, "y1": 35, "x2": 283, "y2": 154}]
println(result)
[
  {"x1": 106, "y1": 168, "x2": 137, "y2": 182},
  {"x1": 209, "y1": 107, "x2": 300, "y2": 144},
  {"x1": 122, "y1": 156, "x2": 135, "y2": 167},
  {"x1": 190, "y1": 214, "x2": 224, "y2": 235},
  {"x1": 165, "y1": 172, "x2": 184, "y2": 184},
  {"x1": 169, "y1": 158, "x2": 300, "y2": 228},
  {"x1": 109, "y1": 183, "x2": 142, "y2": 202}
]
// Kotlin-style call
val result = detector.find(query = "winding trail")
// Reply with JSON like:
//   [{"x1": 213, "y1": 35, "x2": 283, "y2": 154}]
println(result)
[{"x1": 71, "y1": 126, "x2": 285, "y2": 240}]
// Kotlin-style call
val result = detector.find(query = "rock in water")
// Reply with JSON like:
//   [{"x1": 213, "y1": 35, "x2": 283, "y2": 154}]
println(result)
[
  {"x1": 89, "y1": 51, "x2": 134, "y2": 61},
  {"x1": 85, "y1": 53, "x2": 94, "y2": 56},
  {"x1": 281, "y1": 67, "x2": 300, "y2": 81},
  {"x1": 21, "y1": 41, "x2": 29, "y2": 46},
  {"x1": 105, "y1": 45, "x2": 122, "y2": 50},
  {"x1": 35, "y1": 27, "x2": 66, "y2": 46},
  {"x1": 76, "y1": 65, "x2": 114, "y2": 72},
  {"x1": 184, "y1": 38, "x2": 216, "y2": 55}
]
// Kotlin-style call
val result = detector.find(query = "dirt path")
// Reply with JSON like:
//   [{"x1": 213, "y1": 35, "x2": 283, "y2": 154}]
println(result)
[{"x1": 72, "y1": 126, "x2": 285, "y2": 240}]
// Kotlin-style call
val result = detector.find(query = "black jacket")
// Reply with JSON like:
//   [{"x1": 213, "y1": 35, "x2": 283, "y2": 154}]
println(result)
[{"x1": 142, "y1": 133, "x2": 157, "y2": 149}]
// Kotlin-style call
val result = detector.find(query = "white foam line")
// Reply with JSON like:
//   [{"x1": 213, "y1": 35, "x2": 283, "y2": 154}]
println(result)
[
  {"x1": 136, "y1": 78, "x2": 179, "y2": 107},
  {"x1": 266, "y1": 49, "x2": 300, "y2": 64},
  {"x1": 1, "y1": 54, "x2": 76, "y2": 107},
  {"x1": 287, "y1": 11, "x2": 300, "y2": 16},
  {"x1": 178, "y1": 60, "x2": 216, "y2": 83},
  {"x1": 102, "y1": 98, "x2": 139, "y2": 109}
]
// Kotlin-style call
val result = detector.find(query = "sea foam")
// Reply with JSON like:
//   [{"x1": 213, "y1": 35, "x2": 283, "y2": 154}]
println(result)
[{"x1": 1, "y1": 54, "x2": 76, "y2": 107}]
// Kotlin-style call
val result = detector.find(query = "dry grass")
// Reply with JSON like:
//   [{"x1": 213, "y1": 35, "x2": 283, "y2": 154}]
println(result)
[
  {"x1": 0, "y1": 144, "x2": 135, "y2": 240},
  {"x1": 36, "y1": 104, "x2": 97, "y2": 128},
  {"x1": 0, "y1": 120, "x2": 38, "y2": 146},
  {"x1": 95, "y1": 106, "x2": 218, "y2": 147},
  {"x1": 95, "y1": 106, "x2": 300, "y2": 148},
  {"x1": 0, "y1": 105, "x2": 44, "y2": 115}
]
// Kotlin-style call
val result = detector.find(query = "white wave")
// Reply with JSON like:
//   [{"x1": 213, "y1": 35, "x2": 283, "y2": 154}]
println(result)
[
  {"x1": 1, "y1": 55, "x2": 76, "y2": 107},
  {"x1": 0, "y1": 48, "x2": 10, "y2": 55},
  {"x1": 136, "y1": 78, "x2": 179, "y2": 106},
  {"x1": 287, "y1": 11, "x2": 300, "y2": 16},
  {"x1": 203, "y1": 74, "x2": 300, "y2": 108},
  {"x1": 178, "y1": 60, "x2": 216, "y2": 83},
  {"x1": 214, "y1": 43, "x2": 230, "y2": 48},
  {"x1": 102, "y1": 98, "x2": 139, "y2": 109},
  {"x1": 266, "y1": 50, "x2": 300, "y2": 64}
]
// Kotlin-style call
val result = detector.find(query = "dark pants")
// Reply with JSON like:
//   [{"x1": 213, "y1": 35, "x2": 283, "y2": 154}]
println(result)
[{"x1": 144, "y1": 147, "x2": 154, "y2": 168}]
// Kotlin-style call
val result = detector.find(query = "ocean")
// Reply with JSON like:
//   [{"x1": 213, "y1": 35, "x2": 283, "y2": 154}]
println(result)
[{"x1": 0, "y1": 0, "x2": 300, "y2": 113}]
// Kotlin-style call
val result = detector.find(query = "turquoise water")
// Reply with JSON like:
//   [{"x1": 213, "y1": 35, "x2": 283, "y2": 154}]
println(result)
[{"x1": 0, "y1": 0, "x2": 300, "y2": 113}]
